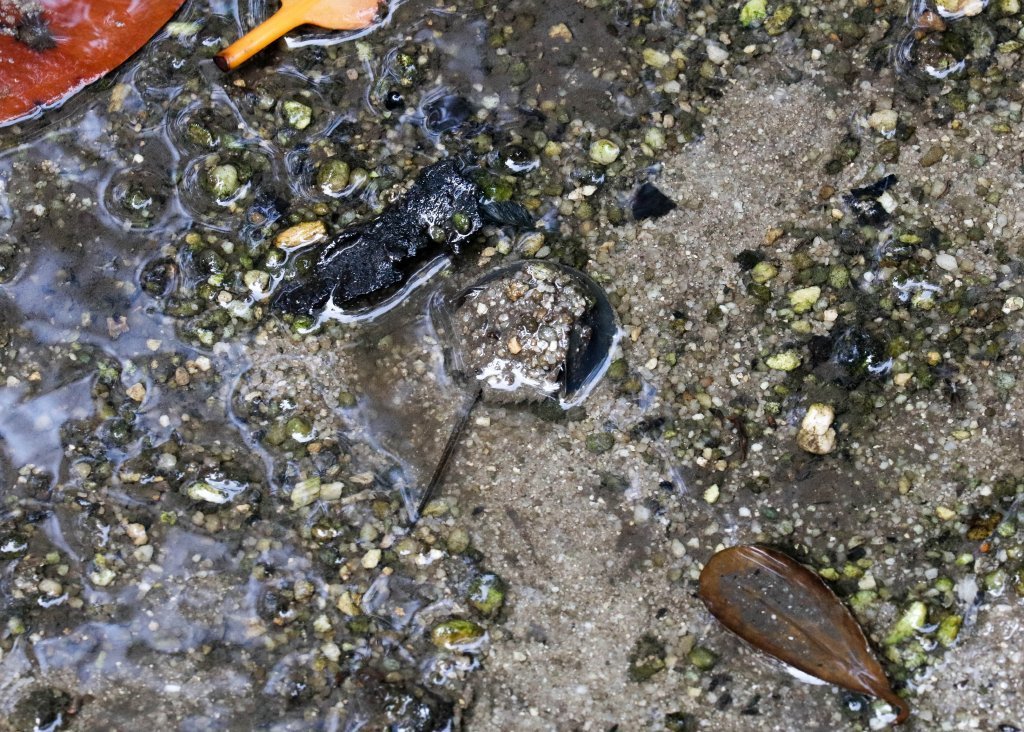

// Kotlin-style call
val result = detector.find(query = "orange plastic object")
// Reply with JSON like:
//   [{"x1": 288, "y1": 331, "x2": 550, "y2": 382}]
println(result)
[
  {"x1": 215, "y1": 0, "x2": 378, "y2": 72},
  {"x1": 0, "y1": 0, "x2": 187, "y2": 126}
]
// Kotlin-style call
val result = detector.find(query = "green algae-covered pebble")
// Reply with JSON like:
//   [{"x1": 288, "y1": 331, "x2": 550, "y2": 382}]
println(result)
[
  {"x1": 740, "y1": 0, "x2": 767, "y2": 26},
  {"x1": 628, "y1": 634, "x2": 666, "y2": 682},
  {"x1": 764, "y1": 4, "x2": 795, "y2": 35},
  {"x1": 186, "y1": 122, "x2": 215, "y2": 148},
  {"x1": 468, "y1": 573, "x2": 506, "y2": 616},
  {"x1": 431, "y1": 619, "x2": 485, "y2": 650},
  {"x1": 936, "y1": 614, "x2": 962, "y2": 647},
  {"x1": 206, "y1": 164, "x2": 240, "y2": 199},
  {"x1": 788, "y1": 285, "x2": 821, "y2": 314},
  {"x1": 282, "y1": 100, "x2": 313, "y2": 130},
  {"x1": 286, "y1": 416, "x2": 313, "y2": 441},
  {"x1": 644, "y1": 127, "x2": 666, "y2": 150},
  {"x1": 849, "y1": 589, "x2": 877, "y2": 613},
  {"x1": 751, "y1": 261, "x2": 778, "y2": 284},
  {"x1": 828, "y1": 265, "x2": 850, "y2": 289},
  {"x1": 687, "y1": 645, "x2": 718, "y2": 671},
  {"x1": 984, "y1": 568, "x2": 1007, "y2": 592},
  {"x1": 291, "y1": 477, "x2": 321, "y2": 509},
  {"x1": 589, "y1": 139, "x2": 620, "y2": 165},
  {"x1": 586, "y1": 432, "x2": 615, "y2": 454},
  {"x1": 316, "y1": 159, "x2": 350, "y2": 194},
  {"x1": 885, "y1": 601, "x2": 927, "y2": 645},
  {"x1": 642, "y1": 48, "x2": 671, "y2": 69},
  {"x1": 607, "y1": 359, "x2": 628, "y2": 380},
  {"x1": 766, "y1": 351, "x2": 801, "y2": 371},
  {"x1": 451, "y1": 211, "x2": 472, "y2": 234},
  {"x1": 447, "y1": 527, "x2": 470, "y2": 554}
]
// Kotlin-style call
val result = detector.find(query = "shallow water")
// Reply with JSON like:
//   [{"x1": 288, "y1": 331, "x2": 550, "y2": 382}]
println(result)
[{"x1": 0, "y1": 1, "x2": 524, "y2": 727}]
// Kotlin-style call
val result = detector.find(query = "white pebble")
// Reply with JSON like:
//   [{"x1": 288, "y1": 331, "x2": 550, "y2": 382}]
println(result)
[
  {"x1": 361, "y1": 549, "x2": 381, "y2": 569},
  {"x1": 797, "y1": 403, "x2": 837, "y2": 455},
  {"x1": 934, "y1": 253, "x2": 958, "y2": 272},
  {"x1": 706, "y1": 44, "x2": 729, "y2": 64}
]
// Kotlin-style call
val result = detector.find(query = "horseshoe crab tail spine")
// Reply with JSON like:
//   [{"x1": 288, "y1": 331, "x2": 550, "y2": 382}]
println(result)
[{"x1": 410, "y1": 387, "x2": 482, "y2": 525}]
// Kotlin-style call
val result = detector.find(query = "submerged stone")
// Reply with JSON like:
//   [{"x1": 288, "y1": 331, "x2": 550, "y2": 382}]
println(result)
[
  {"x1": 468, "y1": 573, "x2": 506, "y2": 616},
  {"x1": 431, "y1": 619, "x2": 486, "y2": 650}
]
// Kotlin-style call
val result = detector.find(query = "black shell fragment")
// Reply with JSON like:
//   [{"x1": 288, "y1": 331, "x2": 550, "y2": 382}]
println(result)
[
  {"x1": 479, "y1": 199, "x2": 534, "y2": 228},
  {"x1": 273, "y1": 158, "x2": 514, "y2": 316},
  {"x1": 632, "y1": 182, "x2": 676, "y2": 221},
  {"x1": 843, "y1": 174, "x2": 898, "y2": 226}
]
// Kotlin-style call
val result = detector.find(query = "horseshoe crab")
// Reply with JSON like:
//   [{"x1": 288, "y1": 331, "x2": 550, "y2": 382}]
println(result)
[
  {"x1": 436, "y1": 260, "x2": 618, "y2": 408},
  {"x1": 0, "y1": 0, "x2": 187, "y2": 126},
  {"x1": 412, "y1": 261, "x2": 619, "y2": 521}
]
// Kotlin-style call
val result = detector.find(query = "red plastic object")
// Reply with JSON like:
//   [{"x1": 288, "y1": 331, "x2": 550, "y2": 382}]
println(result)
[{"x1": 0, "y1": 0, "x2": 187, "y2": 126}]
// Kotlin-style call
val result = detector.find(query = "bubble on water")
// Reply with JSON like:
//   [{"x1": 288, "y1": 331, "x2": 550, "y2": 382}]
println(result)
[
  {"x1": 99, "y1": 167, "x2": 173, "y2": 232},
  {"x1": 178, "y1": 145, "x2": 277, "y2": 230},
  {"x1": 170, "y1": 97, "x2": 248, "y2": 155}
]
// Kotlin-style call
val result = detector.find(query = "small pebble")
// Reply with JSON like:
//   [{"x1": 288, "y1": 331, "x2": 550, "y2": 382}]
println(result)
[
  {"x1": 706, "y1": 44, "x2": 729, "y2": 65},
  {"x1": 868, "y1": 109, "x2": 898, "y2": 134},
  {"x1": 586, "y1": 432, "x2": 615, "y2": 454},
  {"x1": 362, "y1": 549, "x2": 382, "y2": 569},
  {"x1": 39, "y1": 579, "x2": 63, "y2": 596},
  {"x1": 1002, "y1": 296, "x2": 1023, "y2": 313},
  {"x1": 788, "y1": 286, "x2": 821, "y2": 314},
  {"x1": 125, "y1": 523, "x2": 148, "y2": 546},
  {"x1": 766, "y1": 351, "x2": 801, "y2": 371},
  {"x1": 126, "y1": 382, "x2": 146, "y2": 402},
  {"x1": 920, "y1": 145, "x2": 945, "y2": 167},
  {"x1": 797, "y1": 403, "x2": 836, "y2": 455},
  {"x1": 934, "y1": 253, "x2": 958, "y2": 272},
  {"x1": 589, "y1": 139, "x2": 620, "y2": 165},
  {"x1": 276, "y1": 221, "x2": 327, "y2": 250},
  {"x1": 643, "y1": 48, "x2": 671, "y2": 69},
  {"x1": 548, "y1": 23, "x2": 573, "y2": 42}
]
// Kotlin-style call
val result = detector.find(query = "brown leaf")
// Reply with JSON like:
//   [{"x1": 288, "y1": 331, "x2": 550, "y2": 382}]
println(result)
[
  {"x1": 699, "y1": 544, "x2": 910, "y2": 724},
  {"x1": 1, "y1": 0, "x2": 186, "y2": 126}
]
